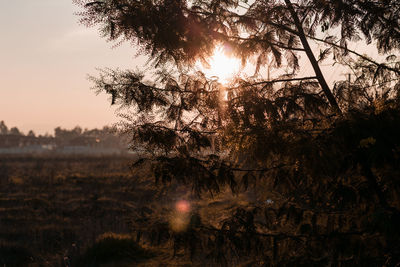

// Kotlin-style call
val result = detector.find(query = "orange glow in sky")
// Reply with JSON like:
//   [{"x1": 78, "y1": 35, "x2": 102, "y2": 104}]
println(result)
[
  {"x1": 0, "y1": 2, "x2": 367, "y2": 135},
  {"x1": 203, "y1": 45, "x2": 241, "y2": 83},
  {"x1": 0, "y1": 1, "x2": 144, "y2": 135}
]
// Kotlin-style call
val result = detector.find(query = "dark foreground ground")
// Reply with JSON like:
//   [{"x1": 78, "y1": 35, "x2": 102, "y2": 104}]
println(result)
[
  {"x1": 0, "y1": 154, "x2": 255, "y2": 267},
  {"x1": 0, "y1": 154, "x2": 174, "y2": 266},
  {"x1": 2, "y1": 154, "x2": 399, "y2": 266}
]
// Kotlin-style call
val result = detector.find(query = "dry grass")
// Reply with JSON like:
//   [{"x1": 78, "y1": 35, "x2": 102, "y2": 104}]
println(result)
[
  {"x1": 0, "y1": 155, "x2": 158, "y2": 266},
  {"x1": 0, "y1": 155, "x2": 255, "y2": 266}
]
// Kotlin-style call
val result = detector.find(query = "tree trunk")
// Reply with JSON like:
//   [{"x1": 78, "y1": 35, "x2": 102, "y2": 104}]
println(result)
[{"x1": 284, "y1": 0, "x2": 342, "y2": 115}]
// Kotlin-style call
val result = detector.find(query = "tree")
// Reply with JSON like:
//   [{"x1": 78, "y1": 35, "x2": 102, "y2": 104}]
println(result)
[
  {"x1": 27, "y1": 130, "x2": 36, "y2": 137},
  {"x1": 75, "y1": 0, "x2": 400, "y2": 265},
  {"x1": 9, "y1": 127, "x2": 22, "y2": 136},
  {"x1": 0, "y1": 121, "x2": 8, "y2": 135}
]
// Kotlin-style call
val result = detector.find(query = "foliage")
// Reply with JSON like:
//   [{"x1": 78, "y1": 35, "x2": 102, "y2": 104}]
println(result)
[
  {"x1": 74, "y1": 0, "x2": 400, "y2": 265},
  {"x1": 0, "y1": 121, "x2": 23, "y2": 136},
  {"x1": 0, "y1": 121, "x2": 8, "y2": 135},
  {"x1": 76, "y1": 233, "x2": 154, "y2": 266},
  {"x1": 54, "y1": 125, "x2": 126, "y2": 148},
  {"x1": 0, "y1": 122, "x2": 127, "y2": 152}
]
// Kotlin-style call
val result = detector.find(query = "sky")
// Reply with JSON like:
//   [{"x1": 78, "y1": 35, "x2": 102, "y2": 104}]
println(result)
[
  {"x1": 0, "y1": 1, "x2": 381, "y2": 135},
  {"x1": 0, "y1": 0, "x2": 145, "y2": 135}
]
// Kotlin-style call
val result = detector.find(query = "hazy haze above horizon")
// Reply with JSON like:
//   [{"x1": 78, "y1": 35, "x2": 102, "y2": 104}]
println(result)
[{"x1": 0, "y1": 0, "x2": 145, "y2": 135}]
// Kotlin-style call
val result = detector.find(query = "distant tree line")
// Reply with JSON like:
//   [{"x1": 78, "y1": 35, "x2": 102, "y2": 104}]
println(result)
[
  {"x1": 53, "y1": 125, "x2": 126, "y2": 148},
  {"x1": 0, "y1": 121, "x2": 126, "y2": 149},
  {"x1": 0, "y1": 121, "x2": 27, "y2": 136}
]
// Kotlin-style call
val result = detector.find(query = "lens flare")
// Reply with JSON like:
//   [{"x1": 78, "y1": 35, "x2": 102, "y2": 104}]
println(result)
[
  {"x1": 169, "y1": 200, "x2": 191, "y2": 232},
  {"x1": 175, "y1": 200, "x2": 191, "y2": 213}
]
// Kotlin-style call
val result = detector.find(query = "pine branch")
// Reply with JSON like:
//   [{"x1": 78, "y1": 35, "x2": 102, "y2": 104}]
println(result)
[
  {"x1": 199, "y1": 225, "x2": 371, "y2": 240},
  {"x1": 228, "y1": 76, "x2": 318, "y2": 90},
  {"x1": 229, "y1": 36, "x2": 305, "y2": 51},
  {"x1": 308, "y1": 35, "x2": 400, "y2": 76},
  {"x1": 231, "y1": 163, "x2": 288, "y2": 172}
]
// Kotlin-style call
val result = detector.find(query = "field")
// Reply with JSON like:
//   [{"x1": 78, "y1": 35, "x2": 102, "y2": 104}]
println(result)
[
  {"x1": 0, "y1": 154, "x2": 172, "y2": 266},
  {"x1": 0, "y1": 154, "x2": 251, "y2": 266},
  {"x1": 2, "y1": 151, "x2": 399, "y2": 266}
]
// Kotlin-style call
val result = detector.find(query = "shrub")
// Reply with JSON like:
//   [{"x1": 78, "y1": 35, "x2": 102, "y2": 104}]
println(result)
[{"x1": 76, "y1": 233, "x2": 154, "y2": 266}]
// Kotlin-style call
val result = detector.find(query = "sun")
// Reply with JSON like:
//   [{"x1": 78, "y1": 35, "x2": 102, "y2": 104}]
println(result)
[{"x1": 202, "y1": 45, "x2": 241, "y2": 83}]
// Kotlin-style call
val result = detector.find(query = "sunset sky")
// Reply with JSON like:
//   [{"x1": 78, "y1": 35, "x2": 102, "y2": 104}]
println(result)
[
  {"x1": 0, "y1": 0, "x2": 145, "y2": 135},
  {"x1": 0, "y1": 1, "x2": 377, "y2": 135}
]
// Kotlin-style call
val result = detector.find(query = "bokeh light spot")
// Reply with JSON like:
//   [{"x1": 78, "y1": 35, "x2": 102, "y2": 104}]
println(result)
[{"x1": 175, "y1": 200, "x2": 191, "y2": 213}]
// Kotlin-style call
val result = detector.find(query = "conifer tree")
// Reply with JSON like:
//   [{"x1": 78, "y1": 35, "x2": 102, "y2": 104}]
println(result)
[{"x1": 75, "y1": 0, "x2": 400, "y2": 265}]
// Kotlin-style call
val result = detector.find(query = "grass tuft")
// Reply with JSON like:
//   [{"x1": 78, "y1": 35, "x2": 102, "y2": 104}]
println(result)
[{"x1": 76, "y1": 233, "x2": 154, "y2": 266}]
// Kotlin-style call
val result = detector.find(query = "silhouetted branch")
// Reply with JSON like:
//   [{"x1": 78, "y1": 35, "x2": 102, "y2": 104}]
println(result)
[
  {"x1": 231, "y1": 164, "x2": 288, "y2": 172},
  {"x1": 309, "y1": 35, "x2": 400, "y2": 76},
  {"x1": 228, "y1": 76, "x2": 318, "y2": 90}
]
